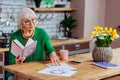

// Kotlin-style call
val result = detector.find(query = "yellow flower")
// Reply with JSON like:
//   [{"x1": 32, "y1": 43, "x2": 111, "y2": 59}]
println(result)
[
  {"x1": 112, "y1": 35, "x2": 117, "y2": 39},
  {"x1": 104, "y1": 27, "x2": 108, "y2": 31},
  {"x1": 109, "y1": 27, "x2": 113, "y2": 34},
  {"x1": 91, "y1": 25, "x2": 119, "y2": 47},
  {"x1": 94, "y1": 26, "x2": 98, "y2": 31},
  {"x1": 99, "y1": 27, "x2": 103, "y2": 31},
  {"x1": 113, "y1": 29, "x2": 117, "y2": 32},
  {"x1": 91, "y1": 31, "x2": 95, "y2": 37},
  {"x1": 112, "y1": 29, "x2": 117, "y2": 35},
  {"x1": 105, "y1": 30, "x2": 109, "y2": 34},
  {"x1": 112, "y1": 32, "x2": 117, "y2": 36},
  {"x1": 98, "y1": 31, "x2": 102, "y2": 35}
]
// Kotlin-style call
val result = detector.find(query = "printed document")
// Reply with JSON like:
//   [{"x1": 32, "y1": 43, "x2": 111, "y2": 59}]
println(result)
[{"x1": 38, "y1": 63, "x2": 77, "y2": 77}]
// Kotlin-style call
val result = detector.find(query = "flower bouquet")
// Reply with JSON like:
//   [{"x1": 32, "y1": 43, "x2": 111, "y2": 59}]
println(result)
[
  {"x1": 91, "y1": 26, "x2": 119, "y2": 62},
  {"x1": 91, "y1": 26, "x2": 119, "y2": 47}
]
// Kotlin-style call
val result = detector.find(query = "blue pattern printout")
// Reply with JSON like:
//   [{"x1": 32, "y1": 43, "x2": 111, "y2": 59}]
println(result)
[
  {"x1": 38, "y1": 63, "x2": 77, "y2": 77},
  {"x1": 92, "y1": 62, "x2": 119, "y2": 69}
]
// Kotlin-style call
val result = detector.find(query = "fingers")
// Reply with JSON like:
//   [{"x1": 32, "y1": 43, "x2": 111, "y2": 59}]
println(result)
[
  {"x1": 55, "y1": 56, "x2": 60, "y2": 65},
  {"x1": 51, "y1": 58, "x2": 60, "y2": 66},
  {"x1": 51, "y1": 56, "x2": 60, "y2": 66},
  {"x1": 21, "y1": 57, "x2": 26, "y2": 62},
  {"x1": 15, "y1": 55, "x2": 20, "y2": 64},
  {"x1": 15, "y1": 56, "x2": 26, "y2": 64},
  {"x1": 50, "y1": 53, "x2": 60, "y2": 66}
]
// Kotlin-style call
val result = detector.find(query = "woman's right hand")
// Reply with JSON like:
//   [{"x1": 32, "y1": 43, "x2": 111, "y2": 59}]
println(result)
[
  {"x1": 50, "y1": 52, "x2": 60, "y2": 66},
  {"x1": 15, "y1": 55, "x2": 26, "y2": 64}
]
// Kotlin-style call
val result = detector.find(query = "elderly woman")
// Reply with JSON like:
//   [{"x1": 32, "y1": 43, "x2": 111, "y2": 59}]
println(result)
[{"x1": 6, "y1": 8, "x2": 60, "y2": 80}]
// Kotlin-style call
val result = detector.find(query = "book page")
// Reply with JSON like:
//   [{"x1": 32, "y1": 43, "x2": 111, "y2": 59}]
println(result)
[
  {"x1": 11, "y1": 41, "x2": 23, "y2": 57},
  {"x1": 23, "y1": 41, "x2": 37, "y2": 57},
  {"x1": 14, "y1": 39, "x2": 24, "y2": 49},
  {"x1": 25, "y1": 38, "x2": 34, "y2": 47},
  {"x1": 11, "y1": 38, "x2": 37, "y2": 57}
]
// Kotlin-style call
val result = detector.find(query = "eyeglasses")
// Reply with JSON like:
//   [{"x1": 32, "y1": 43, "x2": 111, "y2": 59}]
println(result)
[{"x1": 23, "y1": 18, "x2": 37, "y2": 25}]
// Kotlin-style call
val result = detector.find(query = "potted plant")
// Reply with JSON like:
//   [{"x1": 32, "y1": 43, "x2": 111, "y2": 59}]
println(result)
[
  {"x1": 59, "y1": 16, "x2": 76, "y2": 38},
  {"x1": 34, "y1": 0, "x2": 42, "y2": 8},
  {"x1": 91, "y1": 26, "x2": 119, "y2": 62}
]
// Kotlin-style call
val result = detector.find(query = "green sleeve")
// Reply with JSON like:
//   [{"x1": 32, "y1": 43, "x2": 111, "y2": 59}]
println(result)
[{"x1": 43, "y1": 31, "x2": 55, "y2": 56}]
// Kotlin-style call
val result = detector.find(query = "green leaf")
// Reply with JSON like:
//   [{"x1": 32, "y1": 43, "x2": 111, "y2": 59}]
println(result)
[{"x1": 59, "y1": 16, "x2": 77, "y2": 32}]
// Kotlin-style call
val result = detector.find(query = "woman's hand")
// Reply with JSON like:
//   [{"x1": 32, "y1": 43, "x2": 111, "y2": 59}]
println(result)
[
  {"x1": 15, "y1": 55, "x2": 26, "y2": 64},
  {"x1": 50, "y1": 52, "x2": 60, "y2": 66}
]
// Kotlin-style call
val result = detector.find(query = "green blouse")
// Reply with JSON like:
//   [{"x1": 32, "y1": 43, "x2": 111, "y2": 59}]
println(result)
[{"x1": 6, "y1": 27, "x2": 55, "y2": 78}]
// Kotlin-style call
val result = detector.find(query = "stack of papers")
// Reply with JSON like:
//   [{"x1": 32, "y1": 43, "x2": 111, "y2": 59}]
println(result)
[{"x1": 38, "y1": 63, "x2": 77, "y2": 77}]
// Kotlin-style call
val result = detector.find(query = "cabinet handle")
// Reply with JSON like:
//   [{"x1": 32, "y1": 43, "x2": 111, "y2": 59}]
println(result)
[
  {"x1": 62, "y1": 45, "x2": 65, "y2": 50},
  {"x1": 75, "y1": 44, "x2": 80, "y2": 50}
]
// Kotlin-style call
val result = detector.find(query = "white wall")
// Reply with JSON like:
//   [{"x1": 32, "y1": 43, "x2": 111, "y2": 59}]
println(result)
[
  {"x1": 105, "y1": 0, "x2": 120, "y2": 27},
  {"x1": 70, "y1": 0, "x2": 85, "y2": 38},
  {"x1": 84, "y1": 0, "x2": 106, "y2": 51},
  {"x1": 105, "y1": 0, "x2": 120, "y2": 48}
]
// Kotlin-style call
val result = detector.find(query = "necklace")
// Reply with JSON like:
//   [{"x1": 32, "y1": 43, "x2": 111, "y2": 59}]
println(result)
[{"x1": 22, "y1": 30, "x2": 34, "y2": 40}]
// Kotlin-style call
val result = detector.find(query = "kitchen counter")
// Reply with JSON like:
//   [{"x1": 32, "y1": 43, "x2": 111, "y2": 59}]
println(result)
[
  {"x1": 51, "y1": 38, "x2": 90, "y2": 46},
  {"x1": 51, "y1": 38, "x2": 90, "y2": 55},
  {"x1": 0, "y1": 38, "x2": 90, "y2": 52},
  {"x1": 0, "y1": 48, "x2": 9, "y2": 52}
]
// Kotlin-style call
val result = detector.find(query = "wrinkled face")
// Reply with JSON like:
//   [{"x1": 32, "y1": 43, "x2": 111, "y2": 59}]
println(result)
[{"x1": 21, "y1": 16, "x2": 37, "y2": 31}]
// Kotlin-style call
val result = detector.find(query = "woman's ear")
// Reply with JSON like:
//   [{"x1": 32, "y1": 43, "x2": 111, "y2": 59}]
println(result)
[
  {"x1": 21, "y1": 25, "x2": 24, "y2": 29},
  {"x1": 19, "y1": 24, "x2": 24, "y2": 29}
]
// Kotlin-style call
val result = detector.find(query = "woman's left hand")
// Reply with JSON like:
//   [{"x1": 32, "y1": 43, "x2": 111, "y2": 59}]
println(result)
[
  {"x1": 15, "y1": 55, "x2": 26, "y2": 64},
  {"x1": 50, "y1": 52, "x2": 60, "y2": 66}
]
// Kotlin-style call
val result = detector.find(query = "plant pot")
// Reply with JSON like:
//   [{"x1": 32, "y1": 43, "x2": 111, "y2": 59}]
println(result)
[
  {"x1": 67, "y1": 32, "x2": 72, "y2": 38},
  {"x1": 35, "y1": 1, "x2": 41, "y2": 8},
  {"x1": 92, "y1": 47, "x2": 113, "y2": 62}
]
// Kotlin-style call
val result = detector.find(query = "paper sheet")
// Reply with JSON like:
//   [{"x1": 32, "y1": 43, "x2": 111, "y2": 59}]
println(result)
[
  {"x1": 38, "y1": 63, "x2": 77, "y2": 77},
  {"x1": 46, "y1": 62, "x2": 76, "y2": 70}
]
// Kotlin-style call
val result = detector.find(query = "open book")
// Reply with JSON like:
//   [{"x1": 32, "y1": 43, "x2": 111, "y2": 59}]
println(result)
[
  {"x1": 11, "y1": 38, "x2": 37, "y2": 57},
  {"x1": 92, "y1": 62, "x2": 119, "y2": 69}
]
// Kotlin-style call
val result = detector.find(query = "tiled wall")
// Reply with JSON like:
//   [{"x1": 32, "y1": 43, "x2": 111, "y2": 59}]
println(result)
[{"x1": 0, "y1": 0, "x2": 70, "y2": 38}]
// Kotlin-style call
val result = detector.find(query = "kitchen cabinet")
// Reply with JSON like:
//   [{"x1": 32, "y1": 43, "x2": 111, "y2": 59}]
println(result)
[
  {"x1": 52, "y1": 38, "x2": 90, "y2": 55},
  {"x1": 0, "y1": 48, "x2": 9, "y2": 80},
  {"x1": 0, "y1": 53, "x2": 4, "y2": 80},
  {"x1": 64, "y1": 42, "x2": 89, "y2": 55}
]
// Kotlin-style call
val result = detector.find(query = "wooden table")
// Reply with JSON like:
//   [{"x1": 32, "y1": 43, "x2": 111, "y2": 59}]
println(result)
[{"x1": 3, "y1": 48, "x2": 120, "y2": 80}]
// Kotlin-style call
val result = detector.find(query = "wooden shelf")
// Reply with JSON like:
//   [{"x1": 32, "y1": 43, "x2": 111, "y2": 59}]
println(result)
[{"x1": 32, "y1": 8, "x2": 77, "y2": 12}]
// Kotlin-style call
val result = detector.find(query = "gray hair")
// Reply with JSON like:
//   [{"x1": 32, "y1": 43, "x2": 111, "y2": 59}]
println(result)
[{"x1": 17, "y1": 8, "x2": 37, "y2": 29}]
